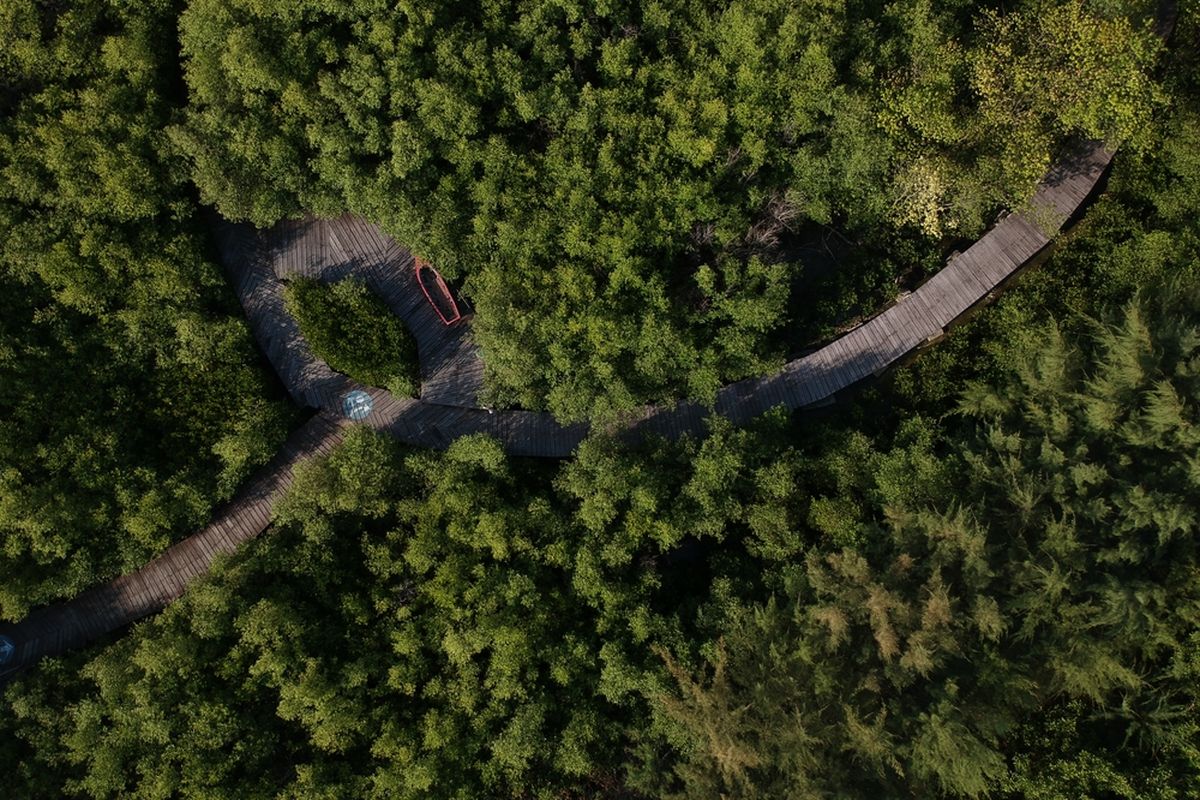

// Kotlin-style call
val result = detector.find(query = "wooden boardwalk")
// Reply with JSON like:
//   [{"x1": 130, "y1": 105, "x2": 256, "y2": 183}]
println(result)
[
  {"x1": 215, "y1": 142, "x2": 1115, "y2": 455},
  {"x1": 0, "y1": 139, "x2": 1127, "y2": 685},
  {"x1": 1, "y1": 0, "x2": 1177, "y2": 679},
  {"x1": 0, "y1": 413, "x2": 347, "y2": 683},
  {"x1": 215, "y1": 214, "x2": 485, "y2": 410}
]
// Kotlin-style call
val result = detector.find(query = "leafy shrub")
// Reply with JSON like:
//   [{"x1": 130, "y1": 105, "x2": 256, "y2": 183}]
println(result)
[{"x1": 285, "y1": 278, "x2": 420, "y2": 396}]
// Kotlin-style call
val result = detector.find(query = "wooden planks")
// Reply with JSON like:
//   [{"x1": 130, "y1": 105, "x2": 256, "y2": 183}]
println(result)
[
  {"x1": 326, "y1": 215, "x2": 487, "y2": 408},
  {"x1": 770, "y1": 140, "x2": 1113, "y2": 407}
]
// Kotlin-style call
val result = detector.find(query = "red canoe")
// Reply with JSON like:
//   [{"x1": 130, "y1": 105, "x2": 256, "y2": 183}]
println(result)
[{"x1": 415, "y1": 257, "x2": 463, "y2": 325}]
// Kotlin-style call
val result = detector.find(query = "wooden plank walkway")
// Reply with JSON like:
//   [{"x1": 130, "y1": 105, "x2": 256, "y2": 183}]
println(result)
[
  {"x1": 4, "y1": 0, "x2": 1180, "y2": 680},
  {"x1": 223, "y1": 214, "x2": 486, "y2": 410},
  {"x1": 0, "y1": 136, "x2": 1132, "y2": 685},
  {"x1": 0, "y1": 413, "x2": 347, "y2": 684},
  {"x1": 212, "y1": 141, "x2": 1116, "y2": 457},
  {"x1": 0, "y1": 2, "x2": 1177, "y2": 687}
]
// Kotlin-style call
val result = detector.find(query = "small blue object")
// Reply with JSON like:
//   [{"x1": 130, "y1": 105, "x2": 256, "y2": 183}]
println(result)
[
  {"x1": 0, "y1": 635, "x2": 14, "y2": 665},
  {"x1": 342, "y1": 390, "x2": 374, "y2": 421}
]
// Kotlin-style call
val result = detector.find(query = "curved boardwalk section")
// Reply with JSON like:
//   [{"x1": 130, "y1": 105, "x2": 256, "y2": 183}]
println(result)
[
  {"x1": 0, "y1": 413, "x2": 347, "y2": 683},
  {"x1": 0, "y1": 141, "x2": 1117, "y2": 686},
  {"x1": 0, "y1": 1, "x2": 1176, "y2": 688},
  {"x1": 213, "y1": 216, "x2": 590, "y2": 458},
  {"x1": 214, "y1": 215, "x2": 485, "y2": 410},
  {"x1": 0, "y1": 138, "x2": 1141, "y2": 689},
  {"x1": 628, "y1": 143, "x2": 1114, "y2": 441},
  {"x1": 216, "y1": 142, "x2": 1115, "y2": 454}
]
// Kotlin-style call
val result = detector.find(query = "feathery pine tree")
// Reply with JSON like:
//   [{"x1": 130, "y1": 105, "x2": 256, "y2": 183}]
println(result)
[{"x1": 654, "y1": 277, "x2": 1200, "y2": 798}]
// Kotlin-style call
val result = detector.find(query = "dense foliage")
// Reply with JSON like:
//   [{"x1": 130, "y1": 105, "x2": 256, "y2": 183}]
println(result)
[
  {"x1": 173, "y1": 0, "x2": 1166, "y2": 419},
  {"x1": 0, "y1": 0, "x2": 292, "y2": 616},
  {"x1": 2, "y1": 1, "x2": 1198, "y2": 799},
  {"x1": 657, "y1": 281, "x2": 1200, "y2": 798},
  {"x1": 888, "y1": 10, "x2": 1200, "y2": 416},
  {"x1": 4, "y1": 266, "x2": 1200, "y2": 796},
  {"x1": 285, "y1": 277, "x2": 421, "y2": 395}
]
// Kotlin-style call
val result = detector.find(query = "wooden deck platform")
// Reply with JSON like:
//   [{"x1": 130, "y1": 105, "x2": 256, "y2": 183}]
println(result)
[{"x1": 216, "y1": 214, "x2": 485, "y2": 410}]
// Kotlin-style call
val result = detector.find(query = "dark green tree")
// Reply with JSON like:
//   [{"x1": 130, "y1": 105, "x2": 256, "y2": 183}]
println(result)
[
  {"x1": 285, "y1": 277, "x2": 420, "y2": 395},
  {"x1": 0, "y1": 0, "x2": 293, "y2": 616}
]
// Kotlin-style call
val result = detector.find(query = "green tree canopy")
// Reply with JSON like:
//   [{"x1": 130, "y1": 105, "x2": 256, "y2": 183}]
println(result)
[
  {"x1": 285, "y1": 277, "x2": 420, "y2": 395},
  {"x1": 174, "y1": 0, "x2": 1166, "y2": 420},
  {"x1": 653, "y1": 276, "x2": 1200, "y2": 798}
]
